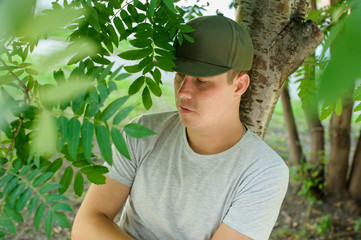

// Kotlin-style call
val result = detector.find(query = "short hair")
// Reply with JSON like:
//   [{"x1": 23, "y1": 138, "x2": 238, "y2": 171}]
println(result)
[{"x1": 227, "y1": 69, "x2": 247, "y2": 84}]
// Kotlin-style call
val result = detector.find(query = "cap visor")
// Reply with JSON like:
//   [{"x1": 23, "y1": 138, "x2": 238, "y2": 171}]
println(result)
[{"x1": 173, "y1": 58, "x2": 230, "y2": 78}]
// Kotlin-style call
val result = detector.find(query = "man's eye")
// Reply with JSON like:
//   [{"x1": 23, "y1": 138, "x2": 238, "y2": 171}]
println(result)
[{"x1": 197, "y1": 79, "x2": 206, "y2": 84}]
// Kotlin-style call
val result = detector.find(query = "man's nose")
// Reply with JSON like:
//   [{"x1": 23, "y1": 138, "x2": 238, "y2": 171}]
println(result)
[{"x1": 177, "y1": 75, "x2": 194, "y2": 100}]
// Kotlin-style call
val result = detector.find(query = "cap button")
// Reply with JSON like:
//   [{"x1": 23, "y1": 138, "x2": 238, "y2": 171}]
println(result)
[{"x1": 216, "y1": 10, "x2": 224, "y2": 17}]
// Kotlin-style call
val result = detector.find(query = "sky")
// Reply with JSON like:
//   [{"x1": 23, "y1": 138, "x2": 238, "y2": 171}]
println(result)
[
  {"x1": 37, "y1": 0, "x2": 235, "y2": 18},
  {"x1": 176, "y1": 0, "x2": 234, "y2": 18}
]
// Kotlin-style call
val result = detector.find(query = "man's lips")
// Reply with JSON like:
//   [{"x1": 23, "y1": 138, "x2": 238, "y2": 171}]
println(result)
[{"x1": 178, "y1": 106, "x2": 194, "y2": 113}]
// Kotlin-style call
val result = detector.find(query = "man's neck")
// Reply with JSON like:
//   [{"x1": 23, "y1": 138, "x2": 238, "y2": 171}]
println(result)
[{"x1": 186, "y1": 120, "x2": 245, "y2": 155}]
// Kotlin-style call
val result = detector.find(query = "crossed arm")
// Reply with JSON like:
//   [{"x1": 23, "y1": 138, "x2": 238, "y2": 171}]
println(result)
[{"x1": 72, "y1": 176, "x2": 252, "y2": 240}]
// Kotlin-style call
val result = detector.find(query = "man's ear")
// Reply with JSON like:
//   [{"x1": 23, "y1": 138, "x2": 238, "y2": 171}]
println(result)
[{"x1": 234, "y1": 73, "x2": 250, "y2": 98}]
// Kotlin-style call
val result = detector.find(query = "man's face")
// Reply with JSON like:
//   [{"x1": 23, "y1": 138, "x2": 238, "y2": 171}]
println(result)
[{"x1": 174, "y1": 72, "x2": 240, "y2": 131}]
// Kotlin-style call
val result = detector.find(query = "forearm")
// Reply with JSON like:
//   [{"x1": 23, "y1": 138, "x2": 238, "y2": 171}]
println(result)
[{"x1": 72, "y1": 211, "x2": 135, "y2": 240}]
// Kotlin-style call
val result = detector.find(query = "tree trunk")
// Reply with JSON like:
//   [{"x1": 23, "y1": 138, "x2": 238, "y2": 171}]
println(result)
[
  {"x1": 348, "y1": 132, "x2": 361, "y2": 201},
  {"x1": 304, "y1": 105, "x2": 325, "y2": 166},
  {"x1": 281, "y1": 85, "x2": 304, "y2": 165},
  {"x1": 234, "y1": 0, "x2": 324, "y2": 138},
  {"x1": 326, "y1": 93, "x2": 354, "y2": 197}
]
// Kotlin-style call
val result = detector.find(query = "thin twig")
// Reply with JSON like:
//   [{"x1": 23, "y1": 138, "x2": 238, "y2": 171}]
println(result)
[
  {"x1": 0, "y1": 58, "x2": 31, "y2": 105},
  {"x1": 321, "y1": 6, "x2": 350, "y2": 32},
  {"x1": 110, "y1": 0, "x2": 133, "y2": 21},
  {"x1": 4, "y1": 117, "x2": 24, "y2": 159}
]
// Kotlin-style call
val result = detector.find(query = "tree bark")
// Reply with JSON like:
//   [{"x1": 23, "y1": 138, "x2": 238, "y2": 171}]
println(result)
[
  {"x1": 234, "y1": 0, "x2": 324, "y2": 138},
  {"x1": 326, "y1": 93, "x2": 354, "y2": 197},
  {"x1": 348, "y1": 132, "x2": 361, "y2": 201},
  {"x1": 281, "y1": 85, "x2": 304, "y2": 165}
]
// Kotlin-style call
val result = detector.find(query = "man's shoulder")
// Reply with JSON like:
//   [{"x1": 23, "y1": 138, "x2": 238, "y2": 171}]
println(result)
[
  {"x1": 133, "y1": 111, "x2": 179, "y2": 128},
  {"x1": 241, "y1": 129, "x2": 288, "y2": 170},
  {"x1": 128, "y1": 111, "x2": 180, "y2": 139}
]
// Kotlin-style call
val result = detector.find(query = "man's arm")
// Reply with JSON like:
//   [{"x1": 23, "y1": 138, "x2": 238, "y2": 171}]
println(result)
[
  {"x1": 72, "y1": 176, "x2": 134, "y2": 240},
  {"x1": 211, "y1": 223, "x2": 253, "y2": 240}
]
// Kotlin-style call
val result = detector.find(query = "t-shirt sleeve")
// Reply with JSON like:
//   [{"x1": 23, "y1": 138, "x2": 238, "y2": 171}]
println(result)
[
  {"x1": 103, "y1": 118, "x2": 142, "y2": 187},
  {"x1": 103, "y1": 140, "x2": 137, "y2": 187},
  {"x1": 223, "y1": 163, "x2": 289, "y2": 240}
]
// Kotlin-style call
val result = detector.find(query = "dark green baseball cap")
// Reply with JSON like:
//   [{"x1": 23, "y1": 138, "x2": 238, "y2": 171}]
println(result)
[{"x1": 174, "y1": 13, "x2": 254, "y2": 77}]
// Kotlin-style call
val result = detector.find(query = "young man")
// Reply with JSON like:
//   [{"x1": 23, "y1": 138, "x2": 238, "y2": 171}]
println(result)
[{"x1": 72, "y1": 14, "x2": 289, "y2": 240}]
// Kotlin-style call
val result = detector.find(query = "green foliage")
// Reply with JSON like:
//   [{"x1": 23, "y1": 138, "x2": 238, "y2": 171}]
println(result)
[
  {"x1": 0, "y1": 0, "x2": 199, "y2": 238},
  {"x1": 296, "y1": 0, "x2": 361, "y2": 121},
  {"x1": 355, "y1": 218, "x2": 361, "y2": 231},
  {"x1": 290, "y1": 162, "x2": 324, "y2": 205}
]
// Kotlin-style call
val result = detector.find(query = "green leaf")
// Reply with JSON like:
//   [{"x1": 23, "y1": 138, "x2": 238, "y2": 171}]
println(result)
[
  {"x1": 72, "y1": 160, "x2": 91, "y2": 168},
  {"x1": 57, "y1": 116, "x2": 68, "y2": 151},
  {"x1": 0, "y1": 157, "x2": 7, "y2": 165},
  {"x1": 113, "y1": 17, "x2": 126, "y2": 36},
  {"x1": 128, "y1": 76, "x2": 145, "y2": 95},
  {"x1": 27, "y1": 195, "x2": 39, "y2": 217},
  {"x1": 113, "y1": 106, "x2": 135, "y2": 125},
  {"x1": 149, "y1": 0, "x2": 157, "y2": 16},
  {"x1": 163, "y1": 0, "x2": 176, "y2": 12},
  {"x1": 118, "y1": 47, "x2": 152, "y2": 60},
  {"x1": 25, "y1": 68, "x2": 38, "y2": 75},
  {"x1": 51, "y1": 202, "x2": 72, "y2": 212},
  {"x1": 356, "y1": 114, "x2": 361, "y2": 123},
  {"x1": 335, "y1": 97, "x2": 343, "y2": 116},
  {"x1": 79, "y1": 165, "x2": 108, "y2": 184},
  {"x1": 183, "y1": 33, "x2": 194, "y2": 43},
  {"x1": 67, "y1": 117, "x2": 81, "y2": 160},
  {"x1": 3, "y1": 177, "x2": 18, "y2": 194},
  {"x1": 146, "y1": 77, "x2": 162, "y2": 97},
  {"x1": 86, "y1": 7, "x2": 101, "y2": 32},
  {"x1": 71, "y1": 92, "x2": 86, "y2": 116},
  {"x1": 111, "y1": 128, "x2": 131, "y2": 160},
  {"x1": 101, "y1": 96, "x2": 130, "y2": 121},
  {"x1": 18, "y1": 164, "x2": 33, "y2": 177},
  {"x1": 98, "y1": 83, "x2": 109, "y2": 105},
  {"x1": 155, "y1": 55, "x2": 176, "y2": 72},
  {"x1": 95, "y1": 124, "x2": 112, "y2": 165},
  {"x1": 4, "y1": 205, "x2": 23, "y2": 222},
  {"x1": 33, "y1": 172, "x2": 53, "y2": 188},
  {"x1": 354, "y1": 102, "x2": 361, "y2": 112},
  {"x1": 120, "y1": 10, "x2": 133, "y2": 29},
  {"x1": 152, "y1": 68, "x2": 162, "y2": 84},
  {"x1": 39, "y1": 184, "x2": 63, "y2": 195},
  {"x1": 26, "y1": 167, "x2": 44, "y2": 182},
  {"x1": 16, "y1": 188, "x2": 32, "y2": 211},
  {"x1": 106, "y1": 24, "x2": 119, "y2": 47},
  {"x1": 99, "y1": 62, "x2": 115, "y2": 83},
  {"x1": 44, "y1": 210, "x2": 53, "y2": 238},
  {"x1": 45, "y1": 194, "x2": 68, "y2": 203},
  {"x1": 81, "y1": 120, "x2": 94, "y2": 163},
  {"x1": 124, "y1": 64, "x2": 142, "y2": 73},
  {"x1": 129, "y1": 38, "x2": 152, "y2": 48},
  {"x1": 34, "y1": 202, "x2": 45, "y2": 230},
  {"x1": 54, "y1": 212, "x2": 71, "y2": 228},
  {"x1": 80, "y1": 165, "x2": 109, "y2": 175},
  {"x1": 115, "y1": 73, "x2": 131, "y2": 81},
  {"x1": 109, "y1": 65, "x2": 123, "y2": 80},
  {"x1": 46, "y1": 158, "x2": 63, "y2": 174},
  {"x1": 142, "y1": 87, "x2": 152, "y2": 110},
  {"x1": 0, "y1": 174, "x2": 14, "y2": 188},
  {"x1": 0, "y1": 216, "x2": 16, "y2": 234},
  {"x1": 74, "y1": 172, "x2": 84, "y2": 197},
  {"x1": 124, "y1": 123, "x2": 155, "y2": 138},
  {"x1": 9, "y1": 182, "x2": 26, "y2": 203},
  {"x1": 155, "y1": 48, "x2": 175, "y2": 60},
  {"x1": 59, "y1": 166, "x2": 73, "y2": 194}
]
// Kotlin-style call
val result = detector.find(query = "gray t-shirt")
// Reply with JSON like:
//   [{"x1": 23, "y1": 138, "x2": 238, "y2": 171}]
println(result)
[{"x1": 105, "y1": 111, "x2": 289, "y2": 240}]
